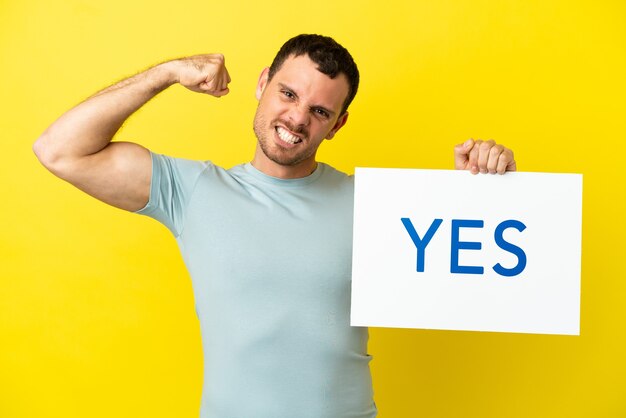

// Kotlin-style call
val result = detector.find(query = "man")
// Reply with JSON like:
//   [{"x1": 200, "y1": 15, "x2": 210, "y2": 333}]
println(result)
[{"x1": 34, "y1": 34, "x2": 515, "y2": 417}]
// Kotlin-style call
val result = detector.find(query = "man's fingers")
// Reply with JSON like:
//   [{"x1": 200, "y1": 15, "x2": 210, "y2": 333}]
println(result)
[
  {"x1": 214, "y1": 67, "x2": 231, "y2": 92},
  {"x1": 215, "y1": 88, "x2": 230, "y2": 97},
  {"x1": 468, "y1": 139, "x2": 482, "y2": 174},
  {"x1": 496, "y1": 148, "x2": 516, "y2": 174},
  {"x1": 225, "y1": 68, "x2": 232, "y2": 84},
  {"x1": 477, "y1": 139, "x2": 495, "y2": 173},
  {"x1": 201, "y1": 83, "x2": 230, "y2": 97},
  {"x1": 487, "y1": 144, "x2": 504, "y2": 174},
  {"x1": 455, "y1": 138, "x2": 516, "y2": 174},
  {"x1": 201, "y1": 71, "x2": 230, "y2": 95},
  {"x1": 203, "y1": 74, "x2": 218, "y2": 91}
]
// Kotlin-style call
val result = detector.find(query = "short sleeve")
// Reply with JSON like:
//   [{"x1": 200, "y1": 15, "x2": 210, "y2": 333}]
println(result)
[{"x1": 134, "y1": 151, "x2": 208, "y2": 237}]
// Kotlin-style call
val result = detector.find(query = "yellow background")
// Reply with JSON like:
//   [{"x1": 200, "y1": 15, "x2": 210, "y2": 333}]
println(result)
[{"x1": 1, "y1": 1, "x2": 625, "y2": 417}]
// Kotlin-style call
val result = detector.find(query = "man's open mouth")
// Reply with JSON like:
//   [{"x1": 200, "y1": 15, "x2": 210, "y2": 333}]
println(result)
[{"x1": 276, "y1": 126, "x2": 303, "y2": 144}]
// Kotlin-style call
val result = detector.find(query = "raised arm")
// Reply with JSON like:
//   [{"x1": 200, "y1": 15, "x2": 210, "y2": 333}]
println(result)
[{"x1": 33, "y1": 54, "x2": 231, "y2": 212}]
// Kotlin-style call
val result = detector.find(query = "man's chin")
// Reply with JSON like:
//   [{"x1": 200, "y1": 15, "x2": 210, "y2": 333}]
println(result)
[
  {"x1": 266, "y1": 152, "x2": 302, "y2": 167},
  {"x1": 261, "y1": 145, "x2": 307, "y2": 167}
]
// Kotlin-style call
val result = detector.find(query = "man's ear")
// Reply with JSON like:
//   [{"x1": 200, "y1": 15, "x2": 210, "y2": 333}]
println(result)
[
  {"x1": 326, "y1": 112, "x2": 349, "y2": 140},
  {"x1": 256, "y1": 67, "x2": 270, "y2": 100}
]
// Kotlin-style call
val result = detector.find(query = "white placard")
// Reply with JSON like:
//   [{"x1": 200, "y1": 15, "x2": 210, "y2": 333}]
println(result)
[{"x1": 350, "y1": 168, "x2": 582, "y2": 335}]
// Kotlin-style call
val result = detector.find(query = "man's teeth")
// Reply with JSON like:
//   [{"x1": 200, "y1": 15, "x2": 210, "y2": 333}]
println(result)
[{"x1": 276, "y1": 126, "x2": 301, "y2": 144}]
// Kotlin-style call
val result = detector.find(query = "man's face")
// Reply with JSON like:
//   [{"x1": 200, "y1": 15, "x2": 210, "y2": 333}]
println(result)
[{"x1": 252, "y1": 54, "x2": 350, "y2": 177}]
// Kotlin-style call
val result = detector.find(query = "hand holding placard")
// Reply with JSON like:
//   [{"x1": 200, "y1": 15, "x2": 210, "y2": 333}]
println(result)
[{"x1": 453, "y1": 139, "x2": 517, "y2": 174}]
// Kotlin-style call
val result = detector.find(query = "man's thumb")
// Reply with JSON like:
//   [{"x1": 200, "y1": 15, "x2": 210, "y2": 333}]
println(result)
[
  {"x1": 454, "y1": 138, "x2": 474, "y2": 169},
  {"x1": 455, "y1": 138, "x2": 474, "y2": 155}
]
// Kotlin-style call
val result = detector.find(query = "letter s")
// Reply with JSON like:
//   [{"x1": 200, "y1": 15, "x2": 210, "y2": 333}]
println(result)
[{"x1": 493, "y1": 220, "x2": 527, "y2": 277}]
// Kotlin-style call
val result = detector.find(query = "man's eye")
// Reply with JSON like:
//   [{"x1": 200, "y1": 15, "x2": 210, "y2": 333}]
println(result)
[
  {"x1": 282, "y1": 90, "x2": 294, "y2": 99},
  {"x1": 314, "y1": 108, "x2": 329, "y2": 118}
]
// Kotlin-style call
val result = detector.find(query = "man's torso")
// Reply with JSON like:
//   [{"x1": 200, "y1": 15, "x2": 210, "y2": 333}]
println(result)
[{"x1": 136, "y1": 153, "x2": 376, "y2": 418}]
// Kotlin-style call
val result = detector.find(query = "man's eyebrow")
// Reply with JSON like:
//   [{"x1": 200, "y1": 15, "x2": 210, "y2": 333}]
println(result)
[{"x1": 277, "y1": 83, "x2": 336, "y2": 117}]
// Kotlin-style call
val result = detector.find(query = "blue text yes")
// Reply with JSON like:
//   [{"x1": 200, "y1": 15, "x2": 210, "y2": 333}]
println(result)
[{"x1": 400, "y1": 218, "x2": 527, "y2": 277}]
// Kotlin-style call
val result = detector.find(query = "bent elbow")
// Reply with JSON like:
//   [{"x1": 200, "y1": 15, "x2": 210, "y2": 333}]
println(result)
[
  {"x1": 32, "y1": 135, "x2": 47, "y2": 163},
  {"x1": 33, "y1": 132, "x2": 65, "y2": 176}
]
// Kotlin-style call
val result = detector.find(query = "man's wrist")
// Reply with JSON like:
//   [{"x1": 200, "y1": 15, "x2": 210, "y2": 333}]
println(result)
[{"x1": 149, "y1": 61, "x2": 181, "y2": 92}]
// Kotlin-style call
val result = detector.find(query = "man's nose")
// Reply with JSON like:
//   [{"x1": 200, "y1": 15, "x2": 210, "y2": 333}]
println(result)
[{"x1": 287, "y1": 104, "x2": 310, "y2": 128}]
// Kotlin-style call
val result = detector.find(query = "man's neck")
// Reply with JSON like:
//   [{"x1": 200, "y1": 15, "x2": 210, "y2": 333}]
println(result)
[{"x1": 251, "y1": 149, "x2": 318, "y2": 179}]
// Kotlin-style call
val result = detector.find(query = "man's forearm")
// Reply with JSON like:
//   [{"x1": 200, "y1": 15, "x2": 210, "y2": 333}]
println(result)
[{"x1": 33, "y1": 61, "x2": 178, "y2": 169}]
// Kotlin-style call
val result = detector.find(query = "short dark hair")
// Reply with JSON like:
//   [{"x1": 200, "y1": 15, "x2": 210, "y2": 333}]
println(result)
[{"x1": 268, "y1": 34, "x2": 359, "y2": 116}]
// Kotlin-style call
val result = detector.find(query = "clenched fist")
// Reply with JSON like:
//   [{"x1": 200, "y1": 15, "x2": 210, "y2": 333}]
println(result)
[
  {"x1": 172, "y1": 54, "x2": 231, "y2": 97},
  {"x1": 454, "y1": 139, "x2": 516, "y2": 174}
]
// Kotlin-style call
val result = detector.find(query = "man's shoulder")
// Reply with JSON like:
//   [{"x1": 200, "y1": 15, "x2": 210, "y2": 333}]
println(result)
[
  {"x1": 150, "y1": 151, "x2": 223, "y2": 177},
  {"x1": 319, "y1": 162, "x2": 354, "y2": 181},
  {"x1": 317, "y1": 163, "x2": 355, "y2": 194}
]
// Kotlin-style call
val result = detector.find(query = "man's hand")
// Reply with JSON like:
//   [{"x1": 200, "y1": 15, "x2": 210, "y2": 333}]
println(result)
[
  {"x1": 454, "y1": 139, "x2": 516, "y2": 174},
  {"x1": 173, "y1": 54, "x2": 231, "y2": 97}
]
